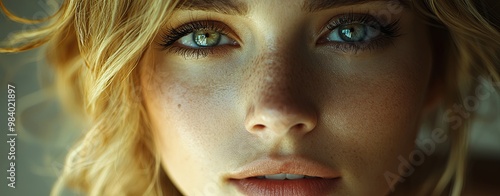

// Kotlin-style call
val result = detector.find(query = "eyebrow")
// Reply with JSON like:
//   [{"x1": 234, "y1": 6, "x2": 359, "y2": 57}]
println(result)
[
  {"x1": 304, "y1": 0, "x2": 407, "y2": 12},
  {"x1": 175, "y1": 0, "x2": 249, "y2": 15},
  {"x1": 175, "y1": 0, "x2": 406, "y2": 15}
]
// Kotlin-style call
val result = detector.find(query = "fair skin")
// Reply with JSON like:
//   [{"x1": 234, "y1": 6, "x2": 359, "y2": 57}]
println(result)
[{"x1": 140, "y1": 0, "x2": 435, "y2": 195}]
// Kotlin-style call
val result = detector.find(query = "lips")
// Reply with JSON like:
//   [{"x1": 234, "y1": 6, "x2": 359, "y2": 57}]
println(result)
[
  {"x1": 228, "y1": 155, "x2": 341, "y2": 196},
  {"x1": 257, "y1": 173, "x2": 317, "y2": 179}
]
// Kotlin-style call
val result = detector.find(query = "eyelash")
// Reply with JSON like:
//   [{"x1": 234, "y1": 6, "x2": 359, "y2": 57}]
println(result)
[{"x1": 159, "y1": 13, "x2": 401, "y2": 58}]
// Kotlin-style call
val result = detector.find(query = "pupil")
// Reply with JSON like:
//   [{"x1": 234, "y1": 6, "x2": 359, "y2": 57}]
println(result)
[
  {"x1": 193, "y1": 30, "x2": 221, "y2": 47},
  {"x1": 340, "y1": 24, "x2": 366, "y2": 42}
]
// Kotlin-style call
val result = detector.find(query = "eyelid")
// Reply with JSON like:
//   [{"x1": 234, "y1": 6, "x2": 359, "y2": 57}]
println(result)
[{"x1": 325, "y1": 13, "x2": 380, "y2": 30}]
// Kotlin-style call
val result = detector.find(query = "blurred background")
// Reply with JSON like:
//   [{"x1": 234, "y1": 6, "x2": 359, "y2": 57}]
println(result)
[
  {"x1": 1, "y1": 0, "x2": 499, "y2": 195},
  {"x1": 1, "y1": 0, "x2": 81, "y2": 195}
]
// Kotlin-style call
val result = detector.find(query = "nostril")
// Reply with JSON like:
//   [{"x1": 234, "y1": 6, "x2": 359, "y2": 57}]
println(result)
[
  {"x1": 294, "y1": 123, "x2": 306, "y2": 131},
  {"x1": 244, "y1": 103, "x2": 318, "y2": 136},
  {"x1": 253, "y1": 124, "x2": 266, "y2": 131}
]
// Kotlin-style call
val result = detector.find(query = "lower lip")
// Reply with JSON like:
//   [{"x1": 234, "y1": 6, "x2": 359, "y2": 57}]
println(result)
[{"x1": 231, "y1": 177, "x2": 340, "y2": 196}]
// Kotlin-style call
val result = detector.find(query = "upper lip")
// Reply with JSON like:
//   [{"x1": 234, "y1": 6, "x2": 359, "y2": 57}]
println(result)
[{"x1": 228, "y1": 155, "x2": 341, "y2": 179}]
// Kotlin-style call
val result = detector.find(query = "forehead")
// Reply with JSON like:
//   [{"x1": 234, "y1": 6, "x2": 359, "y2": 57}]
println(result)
[{"x1": 175, "y1": 0, "x2": 408, "y2": 15}]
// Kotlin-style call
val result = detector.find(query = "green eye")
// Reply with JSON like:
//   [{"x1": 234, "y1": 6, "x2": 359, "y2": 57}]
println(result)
[
  {"x1": 193, "y1": 30, "x2": 222, "y2": 47},
  {"x1": 178, "y1": 29, "x2": 233, "y2": 48},
  {"x1": 339, "y1": 24, "x2": 367, "y2": 42},
  {"x1": 328, "y1": 23, "x2": 381, "y2": 43}
]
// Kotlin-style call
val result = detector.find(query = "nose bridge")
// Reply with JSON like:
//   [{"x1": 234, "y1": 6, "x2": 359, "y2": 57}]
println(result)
[
  {"x1": 261, "y1": 51, "x2": 294, "y2": 95},
  {"x1": 243, "y1": 45, "x2": 317, "y2": 138},
  {"x1": 246, "y1": 47, "x2": 302, "y2": 107}
]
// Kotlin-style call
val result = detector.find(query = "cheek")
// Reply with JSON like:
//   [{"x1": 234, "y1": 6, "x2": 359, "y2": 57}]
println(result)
[
  {"x1": 327, "y1": 67, "x2": 428, "y2": 177},
  {"x1": 315, "y1": 29, "x2": 433, "y2": 193},
  {"x1": 141, "y1": 65, "x2": 241, "y2": 195}
]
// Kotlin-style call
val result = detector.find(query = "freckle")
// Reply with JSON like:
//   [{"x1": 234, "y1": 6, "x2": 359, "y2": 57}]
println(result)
[{"x1": 177, "y1": 104, "x2": 181, "y2": 108}]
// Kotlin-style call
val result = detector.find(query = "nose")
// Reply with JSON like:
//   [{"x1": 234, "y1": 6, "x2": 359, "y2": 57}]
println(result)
[{"x1": 243, "y1": 50, "x2": 318, "y2": 138}]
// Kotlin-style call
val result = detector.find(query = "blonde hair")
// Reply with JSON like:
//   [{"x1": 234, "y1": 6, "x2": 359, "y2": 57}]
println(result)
[
  {"x1": 412, "y1": 0, "x2": 499, "y2": 195},
  {"x1": 1, "y1": 0, "x2": 498, "y2": 195}
]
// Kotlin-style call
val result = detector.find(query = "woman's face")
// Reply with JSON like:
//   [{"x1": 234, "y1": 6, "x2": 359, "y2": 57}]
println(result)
[{"x1": 140, "y1": 0, "x2": 434, "y2": 195}]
